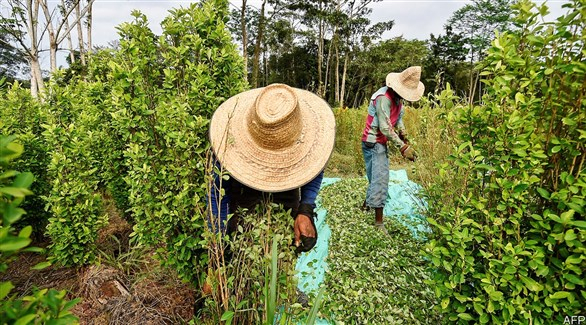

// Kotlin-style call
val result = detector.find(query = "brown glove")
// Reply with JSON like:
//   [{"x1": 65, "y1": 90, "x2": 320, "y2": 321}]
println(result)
[{"x1": 400, "y1": 144, "x2": 417, "y2": 162}]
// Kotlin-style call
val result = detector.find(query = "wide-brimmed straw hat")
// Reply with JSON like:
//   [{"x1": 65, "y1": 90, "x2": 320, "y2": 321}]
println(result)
[
  {"x1": 209, "y1": 83, "x2": 336, "y2": 192},
  {"x1": 386, "y1": 66, "x2": 425, "y2": 102}
]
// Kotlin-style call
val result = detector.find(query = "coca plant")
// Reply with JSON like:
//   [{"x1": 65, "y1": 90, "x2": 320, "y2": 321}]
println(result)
[
  {"x1": 0, "y1": 135, "x2": 79, "y2": 323},
  {"x1": 425, "y1": 0, "x2": 585, "y2": 323},
  {"x1": 43, "y1": 74, "x2": 108, "y2": 266},
  {"x1": 0, "y1": 82, "x2": 52, "y2": 237},
  {"x1": 108, "y1": 0, "x2": 246, "y2": 284}
]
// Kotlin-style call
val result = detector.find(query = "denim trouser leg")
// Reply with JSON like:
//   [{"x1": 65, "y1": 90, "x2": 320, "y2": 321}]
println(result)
[{"x1": 362, "y1": 142, "x2": 389, "y2": 208}]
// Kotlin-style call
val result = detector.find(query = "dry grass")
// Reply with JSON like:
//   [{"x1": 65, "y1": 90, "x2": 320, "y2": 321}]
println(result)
[
  {"x1": 326, "y1": 100, "x2": 459, "y2": 185},
  {"x1": 402, "y1": 100, "x2": 460, "y2": 189},
  {"x1": 2, "y1": 195, "x2": 197, "y2": 325}
]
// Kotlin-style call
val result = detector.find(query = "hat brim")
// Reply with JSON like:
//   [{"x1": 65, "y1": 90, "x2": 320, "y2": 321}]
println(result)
[
  {"x1": 209, "y1": 87, "x2": 336, "y2": 192},
  {"x1": 386, "y1": 73, "x2": 425, "y2": 102}
]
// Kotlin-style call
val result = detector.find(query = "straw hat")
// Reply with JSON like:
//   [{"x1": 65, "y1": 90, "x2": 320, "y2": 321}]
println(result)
[
  {"x1": 386, "y1": 66, "x2": 425, "y2": 102},
  {"x1": 209, "y1": 83, "x2": 336, "y2": 192}
]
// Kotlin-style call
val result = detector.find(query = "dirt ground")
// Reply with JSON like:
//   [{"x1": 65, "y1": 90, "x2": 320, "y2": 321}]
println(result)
[{"x1": 2, "y1": 209, "x2": 198, "y2": 324}]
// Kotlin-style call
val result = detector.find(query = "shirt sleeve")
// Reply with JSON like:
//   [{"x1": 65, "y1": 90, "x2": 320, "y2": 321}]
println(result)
[
  {"x1": 300, "y1": 170, "x2": 324, "y2": 206},
  {"x1": 396, "y1": 107, "x2": 406, "y2": 133},
  {"x1": 206, "y1": 159, "x2": 231, "y2": 234},
  {"x1": 376, "y1": 96, "x2": 405, "y2": 149}
]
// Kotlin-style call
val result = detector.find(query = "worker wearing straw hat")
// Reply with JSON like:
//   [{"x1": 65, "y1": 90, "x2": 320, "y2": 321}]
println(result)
[
  {"x1": 208, "y1": 83, "x2": 336, "y2": 253},
  {"x1": 361, "y1": 66, "x2": 423, "y2": 234}
]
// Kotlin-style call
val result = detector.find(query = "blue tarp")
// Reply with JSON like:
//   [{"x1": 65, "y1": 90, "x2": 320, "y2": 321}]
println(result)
[{"x1": 295, "y1": 178, "x2": 340, "y2": 294}]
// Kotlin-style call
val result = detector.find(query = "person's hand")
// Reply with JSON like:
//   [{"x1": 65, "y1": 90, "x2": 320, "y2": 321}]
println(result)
[
  {"x1": 400, "y1": 144, "x2": 417, "y2": 162},
  {"x1": 294, "y1": 213, "x2": 317, "y2": 253}
]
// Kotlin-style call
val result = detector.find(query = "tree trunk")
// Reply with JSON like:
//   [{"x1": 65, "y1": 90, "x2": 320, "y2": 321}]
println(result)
[
  {"x1": 30, "y1": 56, "x2": 45, "y2": 97},
  {"x1": 340, "y1": 53, "x2": 348, "y2": 108},
  {"x1": 76, "y1": 2, "x2": 86, "y2": 66},
  {"x1": 334, "y1": 40, "x2": 339, "y2": 105},
  {"x1": 30, "y1": 66, "x2": 38, "y2": 98},
  {"x1": 324, "y1": 29, "x2": 335, "y2": 102},
  {"x1": 87, "y1": 1, "x2": 93, "y2": 52},
  {"x1": 241, "y1": 0, "x2": 247, "y2": 78},
  {"x1": 39, "y1": 0, "x2": 58, "y2": 71},
  {"x1": 251, "y1": 0, "x2": 266, "y2": 88},
  {"x1": 63, "y1": 8, "x2": 76, "y2": 63},
  {"x1": 263, "y1": 45, "x2": 268, "y2": 85},
  {"x1": 317, "y1": 3, "x2": 324, "y2": 96},
  {"x1": 25, "y1": 0, "x2": 44, "y2": 98}
]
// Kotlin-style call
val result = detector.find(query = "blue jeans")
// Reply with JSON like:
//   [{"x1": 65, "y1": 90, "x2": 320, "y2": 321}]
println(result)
[{"x1": 362, "y1": 142, "x2": 389, "y2": 208}]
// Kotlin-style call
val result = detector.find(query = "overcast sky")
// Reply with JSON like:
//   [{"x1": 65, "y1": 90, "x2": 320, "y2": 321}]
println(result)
[{"x1": 41, "y1": 0, "x2": 570, "y2": 69}]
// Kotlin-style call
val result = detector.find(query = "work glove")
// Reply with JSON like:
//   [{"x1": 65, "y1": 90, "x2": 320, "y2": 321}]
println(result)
[
  {"x1": 293, "y1": 204, "x2": 318, "y2": 254},
  {"x1": 400, "y1": 144, "x2": 417, "y2": 162}
]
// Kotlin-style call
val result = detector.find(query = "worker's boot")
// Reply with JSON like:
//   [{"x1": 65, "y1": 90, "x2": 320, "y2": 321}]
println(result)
[
  {"x1": 360, "y1": 200, "x2": 370, "y2": 212},
  {"x1": 374, "y1": 207, "x2": 389, "y2": 236}
]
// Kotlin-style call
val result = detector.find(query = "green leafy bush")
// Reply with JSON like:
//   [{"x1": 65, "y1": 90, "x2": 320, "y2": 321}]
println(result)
[
  {"x1": 43, "y1": 76, "x2": 108, "y2": 266},
  {"x1": 0, "y1": 135, "x2": 79, "y2": 324},
  {"x1": 425, "y1": 1, "x2": 585, "y2": 323},
  {"x1": 107, "y1": 0, "x2": 246, "y2": 284},
  {"x1": 0, "y1": 82, "x2": 51, "y2": 236}
]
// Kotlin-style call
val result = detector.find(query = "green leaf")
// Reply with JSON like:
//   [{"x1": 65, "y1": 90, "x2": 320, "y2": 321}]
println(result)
[
  {"x1": 564, "y1": 274, "x2": 584, "y2": 285},
  {"x1": 572, "y1": 220, "x2": 586, "y2": 228},
  {"x1": 520, "y1": 275, "x2": 543, "y2": 292},
  {"x1": 561, "y1": 117, "x2": 576, "y2": 126},
  {"x1": 18, "y1": 226, "x2": 32, "y2": 238},
  {"x1": 514, "y1": 92, "x2": 525, "y2": 104},
  {"x1": 0, "y1": 237, "x2": 31, "y2": 251},
  {"x1": 514, "y1": 184, "x2": 529, "y2": 193},
  {"x1": 536, "y1": 188, "x2": 550, "y2": 199},
  {"x1": 13, "y1": 172, "x2": 34, "y2": 189},
  {"x1": 3, "y1": 204, "x2": 25, "y2": 225},
  {"x1": 564, "y1": 229, "x2": 577, "y2": 242},
  {"x1": 0, "y1": 187, "x2": 33, "y2": 198},
  {"x1": 0, "y1": 170, "x2": 19, "y2": 180},
  {"x1": 441, "y1": 298, "x2": 450, "y2": 309},
  {"x1": 31, "y1": 261, "x2": 52, "y2": 270},
  {"x1": 550, "y1": 291, "x2": 571, "y2": 300},
  {"x1": 14, "y1": 314, "x2": 36, "y2": 325},
  {"x1": 0, "y1": 281, "x2": 14, "y2": 300},
  {"x1": 560, "y1": 210, "x2": 574, "y2": 225},
  {"x1": 565, "y1": 256, "x2": 582, "y2": 264},
  {"x1": 458, "y1": 313, "x2": 474, "y2": 321},
  {"x1": 220, "y1": 310, "x2": 234, "y2": 321}
]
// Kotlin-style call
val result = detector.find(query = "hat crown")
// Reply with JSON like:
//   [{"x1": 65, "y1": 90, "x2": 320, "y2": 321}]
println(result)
[
  {"x1": 249, "y1": 84, "x2": 302, "y2": 150},
  {"x1": 400, "y1": 66, "x2": 421, "y2": 89}
]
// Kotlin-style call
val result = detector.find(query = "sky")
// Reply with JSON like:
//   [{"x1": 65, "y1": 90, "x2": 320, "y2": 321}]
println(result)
[
  {"x1": 23, "y1": 0, "x2": 573, "y2": 69},
  {"x1": 87, "y1": 0, "x2": 570, "y2": 47}
]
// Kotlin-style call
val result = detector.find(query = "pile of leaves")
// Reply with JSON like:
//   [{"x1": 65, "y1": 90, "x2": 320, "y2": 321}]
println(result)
[{"x1": 318, "y1": 178, "x2": 441, "y2": 324}]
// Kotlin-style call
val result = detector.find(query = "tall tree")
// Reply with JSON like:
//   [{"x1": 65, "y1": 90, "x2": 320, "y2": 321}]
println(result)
[
  {"x1": 1, "y1": 0, "x2": 96, "y2": 97},
  {"x1": 38, "y1": 0, "x2": 96, "y2": 71},
  {"x1": 1, "y1": 0, "x2": 45, "y2": 97},
  {"x1": 424, "y1": 25, "x2": 468, "y2": 95},
  {"x1": 345, "y1": 37, "x2": 428, "y2": 107},
  {"x1": 285, "y1": 0, "x2": 336, "y2": 96},
  {"x1": 250, "y1": 0, "x2": 267, "y2": 87},
  {"x1": 0, "y1": 28, "x2": 28, "y2": 81},
  {"x1": 446, "y1": 0, "x2": 514, "y2": 101}
]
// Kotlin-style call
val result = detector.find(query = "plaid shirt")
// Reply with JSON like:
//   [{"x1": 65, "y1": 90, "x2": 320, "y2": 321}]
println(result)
[{"x1": 361, "y1": 86, "x2": 406, "y2": 149}]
